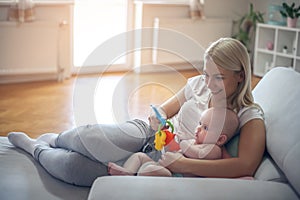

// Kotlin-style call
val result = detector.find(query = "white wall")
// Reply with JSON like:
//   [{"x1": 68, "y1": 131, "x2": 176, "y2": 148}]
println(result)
[
  {"x1": 0, "y1": 0, "x2": 296, "y2": 82},
  {"x1": 134, "y1": 0, "x2": 250, "y2": 66},
  {"x1": 0, "y1": 1, "x2": 73, "y2": 83},
  {"x1": 134, "y1": 0, "x2": 297, "y2": 67}
]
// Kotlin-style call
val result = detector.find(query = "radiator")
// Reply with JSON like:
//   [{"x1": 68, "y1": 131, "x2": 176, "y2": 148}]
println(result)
[
  {"x1": 0, "y1": 21, "x2": 64, "y2": 81},
  {"x1": 152, "y1": 18, "x2": 233, "y2": 65}
]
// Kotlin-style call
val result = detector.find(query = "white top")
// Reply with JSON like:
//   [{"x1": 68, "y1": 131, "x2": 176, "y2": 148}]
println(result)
[{"x1": 171, "y1": 75, "x2": 264, "y2": 140}]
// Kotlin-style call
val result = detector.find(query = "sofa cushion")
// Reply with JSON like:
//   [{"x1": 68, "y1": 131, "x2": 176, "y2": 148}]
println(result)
[
  {"x1": 0, "y1": 137, "x2": 90, "y2": 200},
  {"x1": 252, "y1": 67, "x2": 300, "y2": 195},
  {"x1": 88, "y1": 176, "x2": 298, "y2": 200},
  {"x1": 254, "y1": 154, "x2": 287, "y2": 182}
]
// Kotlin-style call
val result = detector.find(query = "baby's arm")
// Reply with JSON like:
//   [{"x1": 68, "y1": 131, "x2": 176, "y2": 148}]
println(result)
[{"x1": 180, "y1": 140, "x2": 222, "y2": 160}]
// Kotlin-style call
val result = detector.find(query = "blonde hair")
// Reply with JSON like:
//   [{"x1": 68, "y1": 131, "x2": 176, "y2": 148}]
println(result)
[{"x1": 204, "y1": 38, "x2": 255, "y2": 112}]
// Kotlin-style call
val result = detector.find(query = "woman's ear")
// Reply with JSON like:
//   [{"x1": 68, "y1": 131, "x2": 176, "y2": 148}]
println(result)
[
  {"x1": 238, "y1": 70, "x2": 245, "y2": 83},
  {"x1": 217, "y1": 134, "x2": 227, "y2": 146}
]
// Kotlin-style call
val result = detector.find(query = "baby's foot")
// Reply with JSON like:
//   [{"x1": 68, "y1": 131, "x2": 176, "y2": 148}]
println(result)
[{"x1": 107, "y1": 162, "x2": 135, "y2": 176}]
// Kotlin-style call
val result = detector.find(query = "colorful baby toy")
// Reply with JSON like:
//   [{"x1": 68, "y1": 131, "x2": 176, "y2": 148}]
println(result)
[{"x1": 151, "y1": 105, "x2": 175, "y2": 151}]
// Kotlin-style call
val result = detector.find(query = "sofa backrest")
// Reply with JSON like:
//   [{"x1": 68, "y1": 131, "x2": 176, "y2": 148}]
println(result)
[{"x1": 252, "y1": 67, "x2": 300, "y2": 196}]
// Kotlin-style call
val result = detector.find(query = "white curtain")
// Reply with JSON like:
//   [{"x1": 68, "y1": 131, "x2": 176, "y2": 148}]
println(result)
[{"x1": 8, "y1": 0, "x2": 35, "y2": 22}]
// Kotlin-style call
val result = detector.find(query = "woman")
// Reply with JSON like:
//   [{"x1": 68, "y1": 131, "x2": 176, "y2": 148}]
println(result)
[
  {"x1": 155, "y1": 38, "x2": 265, "y2": 178},
  {"x1": 8, "y1": 38, "x2": 265, "y2": 186}
]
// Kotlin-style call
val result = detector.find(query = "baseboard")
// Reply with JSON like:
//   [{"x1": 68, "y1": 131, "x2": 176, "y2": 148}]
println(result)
[
  {"x1": 137, "y1": 61, "x2": 203, "y2": 73},
  {"x1": 0, "y1": 73, "x2": 59, "y2": 84}
]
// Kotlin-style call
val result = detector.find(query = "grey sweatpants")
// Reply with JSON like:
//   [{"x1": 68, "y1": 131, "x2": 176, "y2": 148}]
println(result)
[{"x1": 33, "y1": 119, "x2": 157, "y2": 186}]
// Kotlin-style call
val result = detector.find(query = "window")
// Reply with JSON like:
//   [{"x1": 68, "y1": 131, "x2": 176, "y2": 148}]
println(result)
[{"x1": 73, "y1": 0, "x2": 129, "y2": 72}]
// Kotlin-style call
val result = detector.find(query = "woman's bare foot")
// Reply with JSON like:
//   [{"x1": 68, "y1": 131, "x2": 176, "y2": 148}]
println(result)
[{"x1": 108, "y1": 162, "x2": 135, "y2": 176}]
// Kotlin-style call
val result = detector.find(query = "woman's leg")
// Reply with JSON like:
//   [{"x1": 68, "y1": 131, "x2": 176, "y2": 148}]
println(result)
[
  {"x1": 34, "y1": 145, "x2": 107, "y2": 187},
  {"x1": 8, "y1": 132, "x2": 48, "y2": 156},
  {"x1": 54, "y1": 120, "x2": 154, "y2": 163},
  {"x1": 8, "y1": 132, "x2": 107, "y2": 186},
  {"x1": 12, "y1": 119, "x2": 154, "y2": 164},
  {"x1": 8, "y1": 119, "x2": 156, "y2": 185}
]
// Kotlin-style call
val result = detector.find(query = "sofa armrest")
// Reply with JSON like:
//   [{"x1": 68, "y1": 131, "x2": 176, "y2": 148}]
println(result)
[
  {"x1": 253, "y1": 67, "x2": 300, "y2": 196},
  {"x1": 88, "y1": 176, "x2": 298, "y2": 200}
]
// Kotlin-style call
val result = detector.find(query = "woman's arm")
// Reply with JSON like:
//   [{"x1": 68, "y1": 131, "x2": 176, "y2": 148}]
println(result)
[
  {"x1": 160, "y1": 87, "x2": 186, "y2": 119},
  {"x1": 148, "y1": 87, "x2": 186, "y2": 131},
  {"x1": 159, "y1": 119, "x2": 266, "y2": 177}
]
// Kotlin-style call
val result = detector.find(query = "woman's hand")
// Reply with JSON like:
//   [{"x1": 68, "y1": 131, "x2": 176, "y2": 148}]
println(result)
[
  {"x1": 158, "y1": 152, "x2": 184, "y2": 171},
  {"x1": 148, "y1": 88, "x2": 185, "y2": 131},
  {"x1": 148, "y1": 107, "x2": 167, "y2": 131}
]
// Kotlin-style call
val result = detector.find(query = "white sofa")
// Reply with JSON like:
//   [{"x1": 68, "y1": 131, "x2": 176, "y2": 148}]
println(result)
[
  {"x1": 88, "y1": 67, "x2": 300, "y2": 200},
  {"x1": 0, "y1": 67, "x2": 299, "y2": 200}
]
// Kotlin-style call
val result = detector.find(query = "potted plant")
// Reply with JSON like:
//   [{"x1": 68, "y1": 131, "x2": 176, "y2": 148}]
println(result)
[
  {"x1": 232, "y1": 3, "x2": 264, "y2": 66},
  {"x1": 280, "y1": 2, "x2": 300, "y2": 28},
  {"x1": 233, "y1": 3, "x2": 264, "y2": 53}
]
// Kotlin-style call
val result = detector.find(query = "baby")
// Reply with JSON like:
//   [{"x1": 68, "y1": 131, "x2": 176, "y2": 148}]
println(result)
[{"x1": 108, "y1": 107, "x2": 239, "y2": 177}]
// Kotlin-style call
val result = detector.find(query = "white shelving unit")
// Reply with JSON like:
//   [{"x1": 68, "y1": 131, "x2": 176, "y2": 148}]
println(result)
[{"x1": 253, "y1": 23, "x2": 300, "y2": 77}]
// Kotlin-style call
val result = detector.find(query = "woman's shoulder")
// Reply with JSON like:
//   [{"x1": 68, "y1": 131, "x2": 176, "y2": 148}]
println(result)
[
  {"x1": 187, "y1": 74, "x2": 205, "y2": 85},
  {"x1": 185, "y1": 75, "x2": 207, "y2": 92},
  {"x1": 184, "y1": 75, "x2": 209, "y2": 100},
  {"x1": 237, "y1": 104, "x2": 264, "y2": 129}
]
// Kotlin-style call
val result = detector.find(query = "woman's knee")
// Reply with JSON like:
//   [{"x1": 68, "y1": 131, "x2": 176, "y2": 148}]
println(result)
[
  {"x1": 60, "y1": 152, "x2": 107, "y2": 186},
  {"x1": 39, "y1": 148, "x2": 107, "y2": 187}
]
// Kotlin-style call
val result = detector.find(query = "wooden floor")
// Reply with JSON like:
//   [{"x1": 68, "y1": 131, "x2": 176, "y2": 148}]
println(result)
[{"x1": 0, "y1": 70, "x2": 261, "y2": 138}]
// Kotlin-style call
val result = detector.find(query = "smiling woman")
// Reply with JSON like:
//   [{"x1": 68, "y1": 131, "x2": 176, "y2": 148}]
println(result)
[{"x1": 73, "y1": 0, "x2": 128, "y2": 72}]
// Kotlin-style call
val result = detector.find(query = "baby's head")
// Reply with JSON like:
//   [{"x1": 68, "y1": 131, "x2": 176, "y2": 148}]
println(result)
[{"x1": 195, "y1": 107, "x2": 239, "y2": 146}]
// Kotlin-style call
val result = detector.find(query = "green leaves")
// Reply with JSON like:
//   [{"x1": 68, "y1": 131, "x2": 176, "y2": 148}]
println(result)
[
  {"x1": 280, "y1": 2, "x2": 300, "y2": 19},
  {"x1": 232, "y1": 3, "x2": 264, "y2": 51}
]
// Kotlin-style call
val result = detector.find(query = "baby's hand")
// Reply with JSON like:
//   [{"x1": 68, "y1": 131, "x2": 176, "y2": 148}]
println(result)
[
  {"x1": 179, "y1": 139, "x2": 195, "y2": 154},
  {"x1": 165, "y1": 136, "x2": 180, "y2": 152}
]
